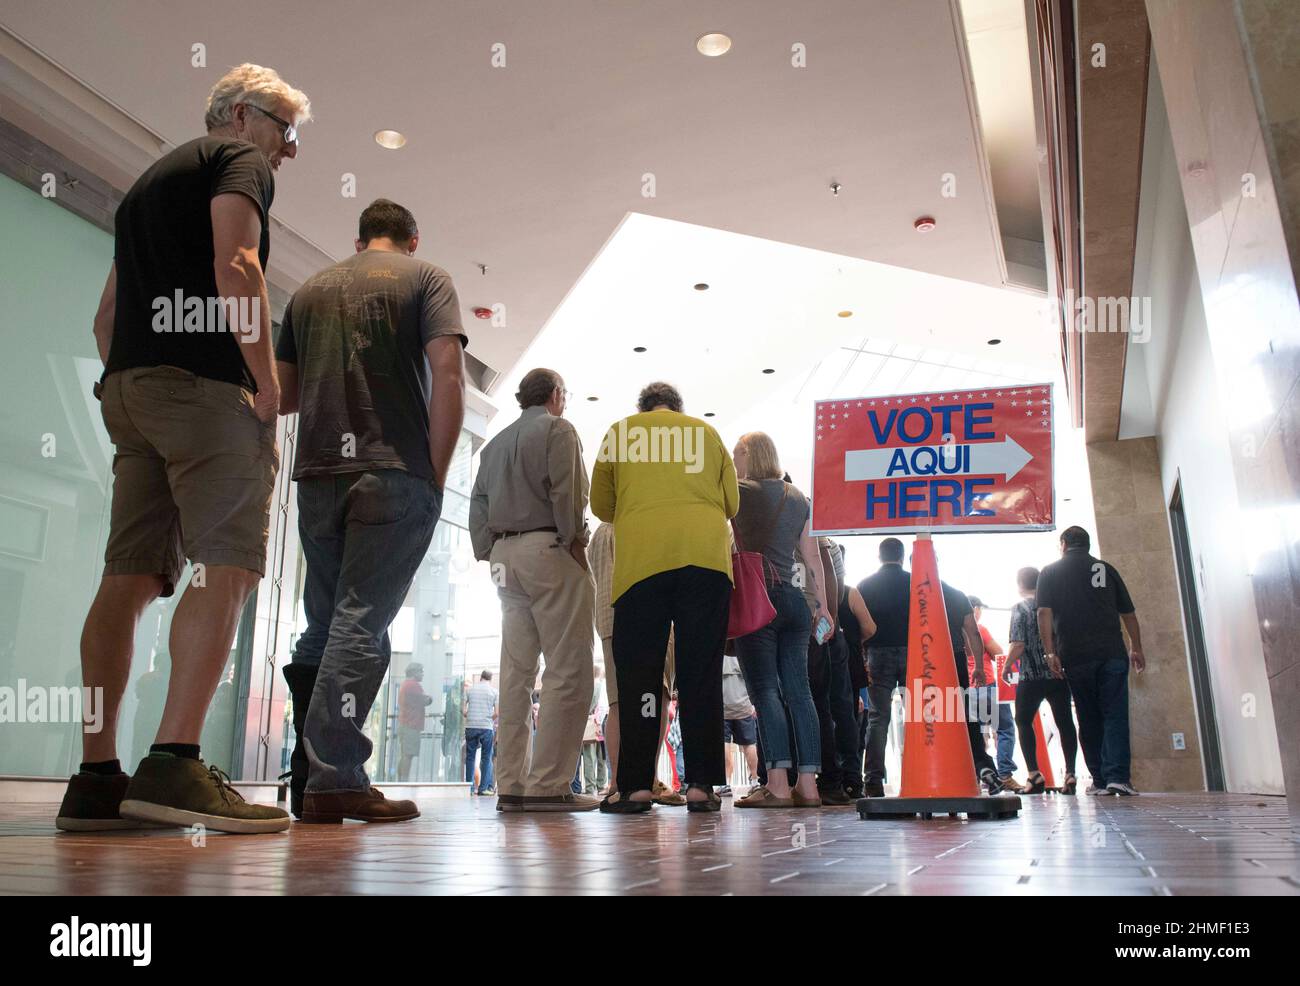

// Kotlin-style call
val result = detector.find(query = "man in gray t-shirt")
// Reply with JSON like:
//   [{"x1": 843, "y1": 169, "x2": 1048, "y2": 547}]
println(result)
[{"x1": 276, "y1": 199, "x2": 468, "y2": 822}]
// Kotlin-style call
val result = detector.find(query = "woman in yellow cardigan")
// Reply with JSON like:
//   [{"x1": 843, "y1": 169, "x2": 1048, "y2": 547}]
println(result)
[{"x1": 590, "y1": 382, "x2": 738, "y2": 813}]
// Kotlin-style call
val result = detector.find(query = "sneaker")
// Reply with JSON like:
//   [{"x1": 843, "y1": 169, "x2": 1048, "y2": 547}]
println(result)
[
  {"x1": 56, "y1": 771, "x2": 167, "y2": 832},
  {"x1": 843, "y1": 782, "x2": 865, "y2": 800},
  {"x1": 715, "y1": 785, "x2": 733, "y2": 798},
  {"x1": 1087, "y1": 783, "x2": 1111, "y2": 795},
  {"x1": 999, "y1": 775, "x2": 1025, "y2": 793},
  {"x1": 1107, "y1": 782, "x2": 1140, "y2": 797},
  {"x1": 863, "y1": 781, "x2": 885, "y2": 798},
  {"x1": 119, "y1": 754, "x2": 290, "y2": 834},
  {"x1": 979, "y1": 767, "x2": 1004, "y2": 795},
  {"x1": 520, "y1": 792, "x2": 601, "y2": 812},
  {"x1": 301, "y1": 787, "x2": 419, "y2": 824}
]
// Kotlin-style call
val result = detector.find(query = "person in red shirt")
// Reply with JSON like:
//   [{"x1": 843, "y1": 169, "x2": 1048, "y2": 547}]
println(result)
[
  {"x1": 968, "y1": 597, "x2": 1022, "y2": 792},
  {"x1": 397, "y1": 663, "x2": 432, "y2": 781}
]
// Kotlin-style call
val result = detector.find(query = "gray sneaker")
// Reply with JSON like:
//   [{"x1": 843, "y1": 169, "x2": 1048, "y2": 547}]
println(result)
[
  {"x1": 1087, "y1": 783, "x2": 1112, "y2": 795},
  {"x1": 520, "y1": 791, "x2": 601, "y2": 812},
  {"x1": 1107, "y1": 781, "x2": 1140, "y2": 797}
]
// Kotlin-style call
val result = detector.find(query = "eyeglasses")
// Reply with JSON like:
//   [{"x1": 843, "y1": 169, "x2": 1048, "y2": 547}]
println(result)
[{"x1": 245, "y1": 104, "x2": 299, "y2": 146}]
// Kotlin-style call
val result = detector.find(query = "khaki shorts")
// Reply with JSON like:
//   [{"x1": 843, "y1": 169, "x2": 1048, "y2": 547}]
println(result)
[
  {"x1": 101, "y1": 366, "x2": 279, "y2": 596},
  {"x1": 602, "y1": 630, "x2": 675, "y2": 706}
]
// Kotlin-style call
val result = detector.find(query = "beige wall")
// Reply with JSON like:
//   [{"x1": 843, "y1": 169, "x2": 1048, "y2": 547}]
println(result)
[
  {"x1": 1146, "y1": 0, "x2": 1300, "y2": 822},
  {"x1": 1087, "y1": 438, "x2": 1205, "y2": 791}
]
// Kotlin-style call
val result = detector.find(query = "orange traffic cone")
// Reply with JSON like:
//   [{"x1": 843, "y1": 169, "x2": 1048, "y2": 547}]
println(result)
[
  {"x1": 1034, "y1": 711, "x2": 1057, "y2": 789},
  {"x1": 858, "y1": 534, "x2": 1020, "y2": 821}
]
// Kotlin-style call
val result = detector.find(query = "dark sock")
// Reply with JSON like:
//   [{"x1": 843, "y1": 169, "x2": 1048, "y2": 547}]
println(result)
[
  {"x1": 150, "y1": 743, "x2": 201, "y2": 761},
  {"x1": 79, "y1": 759, "x2": 123, "y2": 776}
]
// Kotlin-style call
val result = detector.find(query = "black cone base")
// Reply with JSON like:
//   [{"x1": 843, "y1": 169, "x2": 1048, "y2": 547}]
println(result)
[{"x1": 856, "y1": 794, "x2": 1022, "y2": 820}]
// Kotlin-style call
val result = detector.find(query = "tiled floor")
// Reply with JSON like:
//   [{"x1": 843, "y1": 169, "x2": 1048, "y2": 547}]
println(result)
[{"x1": 1, "y1": 792, "x2": 1296, "y2": 895}]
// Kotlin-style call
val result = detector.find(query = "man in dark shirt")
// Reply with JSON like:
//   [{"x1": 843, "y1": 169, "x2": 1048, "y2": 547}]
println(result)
[
  {"x1": 1036, "y1": 526, "x2": 1145, "y2": 795},
  {"x1": 937, "y1": 577, "x2": 1002, "y2": 792},
  {"x1": 60, "y1": 64, "x2": 310, "y2": 836},
  {"x1": 857, "y1": 537, "x2": 910, "y2": 796},
  {"x1": 276, "y1": 199, "x2": 467, "y2": 823}
]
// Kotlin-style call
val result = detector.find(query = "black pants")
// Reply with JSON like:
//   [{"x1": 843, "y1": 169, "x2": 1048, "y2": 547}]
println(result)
[
  {"x1": 612, "y1": 565, "x2": 732, "y2": 793},
  {"x1": 1014, "y1": 678, "x2": 1079, "y2": 775},
  {"x1": 808, "y1": 631, "x2": 862, "y2": 791},
  {"x1": 952, "y1": 648, "x2": 997, "y2": 776}
]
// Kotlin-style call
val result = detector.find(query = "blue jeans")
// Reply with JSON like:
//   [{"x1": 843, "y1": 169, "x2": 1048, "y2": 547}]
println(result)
[
  {"x1": 996, "y1": 703, "x2": 1017, "y2": 777},
  {"x1": 465, "y1": 728, "x2": 495, "y2": 792},
  {"x1": 1065, "y1": 654, "x2": 1131, "y2": 786},
  {"x1": 735, "y1": 582, "x2": 820, "y2": 773},
  {"x1": 291, "y1": 471, "x2": 441, "y2": 793}
]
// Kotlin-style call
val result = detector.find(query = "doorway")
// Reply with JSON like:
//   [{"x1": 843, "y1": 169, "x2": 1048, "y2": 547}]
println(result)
[{"x1": 1168, "y1": 476, "x2": 1226, "y2": 791}]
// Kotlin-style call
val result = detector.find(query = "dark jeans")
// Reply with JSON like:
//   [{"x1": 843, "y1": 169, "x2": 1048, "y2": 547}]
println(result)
[
  {"x1": 612, "y1": 565, "x2": 731, "y2": 793},
  {"x1": 290, "y1": 471, "x2": 441, "y2": 793},
  {"x1": 1064, "y1": 655, "x2": 1131, "y2": 785},
  {"x1": 465, "y1": 727, "x2": 495, "y2": 792},
  {"x1": 736, "y1": 582, "x2": 820, "y2": 773},
  {"x1": 864, "y1": 645, "x2": 907, "y2": 785},
  {"x1": 1014, "y1": 678, "x2": 1078, "y2": 775},
  {"x1": 864, "y1": 642, "x2": 996, "y2": 784},
  {"x1": 808, "y1": 630, "x2": 861, "y2": 790}
]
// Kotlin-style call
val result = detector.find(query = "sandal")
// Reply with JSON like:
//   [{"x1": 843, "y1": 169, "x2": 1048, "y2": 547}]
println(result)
[
  {"x1": 1061, "y1": 773, "x2": 1077, "y2": 796},
  {"x1": 599, "y1": 791, "x2": 652, "y2": 814},
  {"x1": 734, "y1": 785, "x2": 794, "y2": 809},
  {"x1": 792, "y1": 790, "x2": 823, "y2": 808},
  {"x1": 685, "y1": 784, "x2": 721, "y2": 813},
  {"x1": 651, "y1": 780, "x2": 687, "y2": 807},
  {"x1": 1021, "y1": 771, "x2": 1046, "y2": 794}
]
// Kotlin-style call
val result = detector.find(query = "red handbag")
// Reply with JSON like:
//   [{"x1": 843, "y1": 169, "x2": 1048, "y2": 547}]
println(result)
[{"x1": 726, "y1": 484, "x2": 790, "y2": 638}]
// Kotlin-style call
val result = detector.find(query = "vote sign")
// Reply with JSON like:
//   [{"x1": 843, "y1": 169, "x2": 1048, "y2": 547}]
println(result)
[{"x1": 810, "y1": 384, "x2": 1054, "y2": 535}]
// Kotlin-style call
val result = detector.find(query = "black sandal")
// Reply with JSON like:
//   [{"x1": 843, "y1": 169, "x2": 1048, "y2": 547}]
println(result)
[
  {"x1": 1061, "y1": 773, "x2": 1077, "y2": 795},
  {"x1": 599, "y1": 791, "x2": 652, "y2": 814},
  {"x1": 1022, "y1": 771, "x2": 1047, "y2": 794},
  {"x1": 685, "y1": 784, "x2": 721, "y2": 813}
]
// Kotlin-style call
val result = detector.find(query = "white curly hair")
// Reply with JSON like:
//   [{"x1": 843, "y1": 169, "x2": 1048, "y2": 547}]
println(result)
[{"x1": 205, "y1": 63, "x2": 311, "y2": 131}]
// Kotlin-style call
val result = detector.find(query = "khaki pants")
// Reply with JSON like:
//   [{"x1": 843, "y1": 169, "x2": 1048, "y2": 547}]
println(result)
[{"x1": 491, "y1": 532, "x2": 595, "y2": 797}]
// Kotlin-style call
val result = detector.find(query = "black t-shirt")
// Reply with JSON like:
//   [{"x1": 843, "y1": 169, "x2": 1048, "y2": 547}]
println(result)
[
  {"x1": 857, "y1": 564, "x2": 910, "y2": 647},
  {"x1": 940, "y1": 581, "x2": 973, "y2": 661},
  {"x1": 1035, "y1": 548, "x2": 1135, "y2": 665},
  {"x1": 275, "y1": 250, "x2": 468, "y2": 481},
  {"x1": 108, "y1": 136, "x2": 274, "y2": 391}
]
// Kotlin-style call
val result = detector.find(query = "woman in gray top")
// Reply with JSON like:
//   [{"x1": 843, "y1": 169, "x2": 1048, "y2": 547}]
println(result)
[{"x1": 730, "y1": 432, "x2": 831, "y2": 808}]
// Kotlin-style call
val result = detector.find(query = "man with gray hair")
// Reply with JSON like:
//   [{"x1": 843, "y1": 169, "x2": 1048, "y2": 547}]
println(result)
[
  {"x1": 469, "y1": 368, "x2": 598, "y2": 811},
  {"x1": 58, "y1": 63, "x2": 310, "y2": 835}
]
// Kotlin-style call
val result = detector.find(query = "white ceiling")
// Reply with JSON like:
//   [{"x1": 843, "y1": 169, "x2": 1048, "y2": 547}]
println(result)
[
  {"x1": 497, "y1": 211, "x2": 1060, "y2": 468},
  {"x1": 0, "y1": 0, "x2": 1019, "y2": 387}
]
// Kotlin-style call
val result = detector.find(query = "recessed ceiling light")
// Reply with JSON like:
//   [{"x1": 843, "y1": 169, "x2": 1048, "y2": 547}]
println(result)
[
  {"x1": 704, "y1": 412, "x2": 716, "y2": 418},
  {"x1": 694, "y1": 283, "x2": 710, "y2": 291},
  {"x1": 633, "y1": 346, "x2": 647, "y2": 353},
  {"x1": 762, "y1": 368, "x2": 775, "y2": 374},
  {"x1": 696, "y1": 32, "x2": 732, "y2": 56},
  {"x1": 586, "y1": 396, "x2": 599, "y2": 402},
  {"x1": 987, "y1": 338, "x2": 1002, "y2": 345},
  {"x1": 914, "y1": 216, "x2": 937, "y2": 232},
  {"x1": 837, "y1": 310, "x2": 853, "y2": 318},
  {"x1": 374, "y1": 129, "x2": 406, "y2": 149}
]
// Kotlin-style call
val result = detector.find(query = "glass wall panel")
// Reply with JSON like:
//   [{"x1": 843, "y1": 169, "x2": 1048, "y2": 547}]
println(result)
[{"x1": 0, "y1": 173, "x2": 247, "y2": 777}]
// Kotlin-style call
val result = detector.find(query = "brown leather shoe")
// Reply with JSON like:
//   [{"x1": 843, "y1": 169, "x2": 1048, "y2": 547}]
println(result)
[{"x1": 300, "y1": 787, "x2": 420, "y2": 824}]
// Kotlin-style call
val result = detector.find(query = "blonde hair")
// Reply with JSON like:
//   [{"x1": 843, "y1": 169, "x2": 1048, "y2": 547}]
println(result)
[
  {"x1": 738, "y1": 431, "x2": 782, "y2": 480},
  {"x1": 205, "y1": 64, "x2": 312, "y2": 131}
]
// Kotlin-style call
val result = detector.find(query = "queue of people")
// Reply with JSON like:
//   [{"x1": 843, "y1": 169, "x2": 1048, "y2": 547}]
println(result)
[
  {"x1": 55, "y1": 59, "x2": 1145, "y2": 837},
  {"x1": 469, "y1": 367, "x2": 1149, "y2": 813}
]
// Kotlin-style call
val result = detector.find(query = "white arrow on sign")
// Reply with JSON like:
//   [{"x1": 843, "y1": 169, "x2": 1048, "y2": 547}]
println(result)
[{"x1": 844, "y1": 436, "x2": 1034, "y2": 483}]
